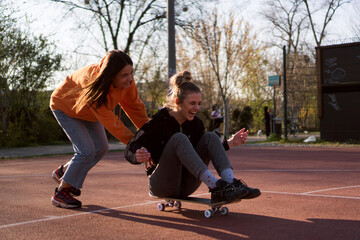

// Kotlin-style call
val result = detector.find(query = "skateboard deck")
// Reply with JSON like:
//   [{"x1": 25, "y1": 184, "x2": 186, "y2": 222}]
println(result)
[{"x1": 151, "y1": 195, "x2": 240, "y2": 218}]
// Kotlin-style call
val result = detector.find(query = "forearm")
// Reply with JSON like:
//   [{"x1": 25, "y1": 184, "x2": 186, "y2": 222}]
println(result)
[
  {"x1": 227, "y1": 138, "x2": 235, "y2": 149},
  {"x1": 124, "y1": 130, "x2": 145, "y2": 164}
]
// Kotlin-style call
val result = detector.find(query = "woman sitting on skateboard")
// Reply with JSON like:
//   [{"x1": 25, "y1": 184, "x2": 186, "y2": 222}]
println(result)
[{"x1": 125, "y1": 70, "x2": 260, "y2": 203}]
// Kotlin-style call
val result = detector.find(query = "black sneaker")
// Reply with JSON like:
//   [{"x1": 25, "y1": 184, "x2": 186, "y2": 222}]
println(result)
[
  {"x1": 232, "y1": 178, "x2": 261, "y2": 199},
  {"x1": 52, "y1": 165, "x2": 64, "y2": 183},
  {"x1": 52, "y1": 165, "x2": 81, "y2": 196},
  {"x1": 68, "y1": 186, "x2": 81, "y2": 196},
  {"x1": 51, "y1": 188, "x2": 82, "y2": 209},
  {"x1": 210, "y1": 179, "x2": 248, "y2": 204}
]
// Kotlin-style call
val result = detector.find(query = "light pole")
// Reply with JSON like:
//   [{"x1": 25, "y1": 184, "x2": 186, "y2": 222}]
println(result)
[
  {"x1": 283, "y1": 45, "x2": 288, "y2": 139},
  {"x1": 167, "y1": 0, "x2": 176, "y2": 79}
]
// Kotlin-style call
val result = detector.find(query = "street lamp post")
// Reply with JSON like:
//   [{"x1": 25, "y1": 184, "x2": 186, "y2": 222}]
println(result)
[
  {"x1": 283, "y1": 45, "x2": 288, "y2": 139},
  {"x1": 167, "y1": 0, "x2": 176, "y2": 79}
]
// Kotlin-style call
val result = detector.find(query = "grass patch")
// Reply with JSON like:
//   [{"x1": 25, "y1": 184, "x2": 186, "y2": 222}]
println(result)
[
  {"x1": 262, "y1": 134, "x2": 360, "y2": 147},
  {"x1": 267, "y1": 134, "x2": 282, "y2": 141}
]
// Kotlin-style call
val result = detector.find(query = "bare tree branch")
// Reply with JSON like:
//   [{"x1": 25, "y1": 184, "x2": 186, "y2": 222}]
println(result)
[{"x1": 303, "y1": 0, "x2": 352, "y2": 46}]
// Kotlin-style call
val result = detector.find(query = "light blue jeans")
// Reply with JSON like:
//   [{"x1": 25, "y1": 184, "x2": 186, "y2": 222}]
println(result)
[{"x1": 52, "y1": 110, "x2": 109, "y2": 189}]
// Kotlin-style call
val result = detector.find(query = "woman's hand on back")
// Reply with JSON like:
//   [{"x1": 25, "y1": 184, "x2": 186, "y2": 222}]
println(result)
[
  {"x1": 135, "y1": 147, "x2": 150, "y2": 163},
  {"x1": 136, "y1": 147, "x2": 155, "y2": 170}
]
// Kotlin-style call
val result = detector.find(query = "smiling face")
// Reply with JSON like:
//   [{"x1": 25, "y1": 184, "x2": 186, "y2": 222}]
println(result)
[
  {"x1": 174, "y1": 92, "x2": 202, "y2": 124},
  {"x1": 112, "y1": 64, "x2": 134, "y2": 89}
]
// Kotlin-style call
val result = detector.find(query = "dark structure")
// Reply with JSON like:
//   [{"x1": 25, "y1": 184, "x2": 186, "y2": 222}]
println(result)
[{"x1": 316, "y1": 42, "x2": 360, "y2": 141}]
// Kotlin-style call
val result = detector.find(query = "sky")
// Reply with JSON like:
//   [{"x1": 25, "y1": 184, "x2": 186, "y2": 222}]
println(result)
[
  {"x1": 14, "y1": 0, "x2": 359, "y2": 47},
  {"x1": 9, "y1": 0, "x2": 360, "y2": 86}
]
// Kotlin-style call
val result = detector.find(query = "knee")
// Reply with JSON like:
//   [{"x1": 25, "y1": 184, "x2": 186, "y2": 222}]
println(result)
[
  {"x1": 167, "y1": 132, "x2": 193, "y2": 151},
  {"x1": 74, "y1": 142, "x2": 96, "y2": 160},
  {"x1": 81, "y1": 150, "x2": 96, "y2": 161},
  {"x1": 171, "y1": 132, "x2": 190, "y2": 142},
  {"x1": 200, "y1": 132, "x2": 222, "y2": 147},
  {"x1": 73, "y1": 150, "x2": 96, "y2": 168},
  {"x1": 203, "y1": 131, "x2": 220, "y2": 141}
]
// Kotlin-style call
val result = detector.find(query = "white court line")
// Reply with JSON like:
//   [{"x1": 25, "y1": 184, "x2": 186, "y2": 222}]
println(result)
[
  {"x1": 0, "y1": 174, "x2": 50, "y2": 178},
  {"x1": 0, "y1": 201, "x2": 158, "y2": 229},
  {"x1": 0, "y1": 160, "x2": 64, "y2": 166},
  {"x1": 0, "y1": 154, "x2": 122, "y2": 166},
  {"x1": 0, "y1": 171, "x2": 144, "y2": 178},
  {"x1": 1, "y1": 169, "x2": 359, "y2": 179},
  {"x1": 234, "y1": 169, "x2": 360, "y2": 172},
  {"x1": 2, "y1": 169, "x2": 359, "y2": 179},
  {"x1": 263, "y1": 190, "x2": 360, "y2": 200},
  {"x1": 1, "y1": 191, "x2": 359, "y2": 230},
  {"x1": 303, "y1": 185, "x2": 360, "y2": 194},
  {"x1": 0, "y1": 192, "x2": 208, "y2": 230}
]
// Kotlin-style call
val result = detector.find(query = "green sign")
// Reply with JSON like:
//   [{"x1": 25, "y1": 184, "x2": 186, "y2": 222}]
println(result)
[{"x1": 268, "y1": 75, "x2": 281, "y2": 86}]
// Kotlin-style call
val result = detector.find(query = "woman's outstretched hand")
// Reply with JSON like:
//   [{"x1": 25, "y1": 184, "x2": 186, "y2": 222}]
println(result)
[{"x1": 227, "y1": 128, "x2": 249, "y2": 148}]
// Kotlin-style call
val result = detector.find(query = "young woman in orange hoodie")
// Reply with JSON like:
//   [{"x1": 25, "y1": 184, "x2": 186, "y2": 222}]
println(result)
[{"x1": 50, "y1": 50, "x2": 149, "y2": 208}]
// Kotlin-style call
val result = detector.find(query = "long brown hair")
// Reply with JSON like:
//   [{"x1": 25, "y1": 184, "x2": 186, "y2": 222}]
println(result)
[
  {"x1": 165, "y1": 70, "x2": 201, "y2": 110},
  {"x1": 73, "y1": 50, "x2": 133, "y2": 112}
]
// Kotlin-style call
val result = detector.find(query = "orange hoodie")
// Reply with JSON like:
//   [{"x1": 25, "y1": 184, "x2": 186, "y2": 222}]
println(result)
[{"x1": 50, "y1": 64, "x2": 149, "y2": 144}]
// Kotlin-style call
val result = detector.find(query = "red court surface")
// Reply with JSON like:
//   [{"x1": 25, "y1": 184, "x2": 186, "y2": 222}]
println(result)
[{"x1": 1, "y1": 145, "x2": 359, "y2": 240}]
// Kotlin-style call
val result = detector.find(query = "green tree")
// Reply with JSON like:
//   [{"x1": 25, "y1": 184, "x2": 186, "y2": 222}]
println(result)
[
  {"x1": 48, "y1": 0, "x2": 204, "y2": 133},
  {"x1": 239, "y1": 106, "x2": 253, "y2": 131},
  {"x1": 0, "y1": 3, "x2": 63, "y2": 147},
  {"x1": 48, "y1": 0, "x2": 201, "y2": 65},
  {"x1": 49, "y1": 0, "x2": 167, "y2": 55},
  {"x1": 184, "y1": 10, "x2": 265, "y2": 137},
  {"x1": 262, "y1": 0, "x2": 351, "y2": 131}
]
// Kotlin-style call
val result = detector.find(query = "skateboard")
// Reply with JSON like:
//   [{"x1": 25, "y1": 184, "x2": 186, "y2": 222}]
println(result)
[{"x1": 152, "y1": 195, "x2": 240, "y2": 218}]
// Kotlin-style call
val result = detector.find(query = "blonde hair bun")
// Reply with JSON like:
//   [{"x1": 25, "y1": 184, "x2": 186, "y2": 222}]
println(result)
[
  {"x1": 164, "y1": 70, "x2": 200, "y2": 109},
  {"x1": 171, "y1": 70, "x2": 192, "y2": 88}
]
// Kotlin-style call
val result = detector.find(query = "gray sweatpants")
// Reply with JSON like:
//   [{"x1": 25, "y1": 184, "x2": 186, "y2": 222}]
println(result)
[{"x1": 149, "y1": 132, "x2": 232, "y2": 198}]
